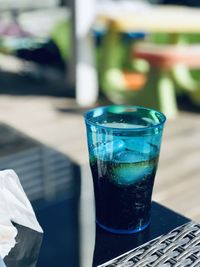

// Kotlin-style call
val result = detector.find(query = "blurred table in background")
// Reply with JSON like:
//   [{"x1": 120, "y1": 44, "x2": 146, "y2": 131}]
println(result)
[
  {"x1": 100, "y1": 5, "x2": 200, "y2": 33},
  {"x1": 72, "y1": 3, "x2": 200, "y2": 107}
]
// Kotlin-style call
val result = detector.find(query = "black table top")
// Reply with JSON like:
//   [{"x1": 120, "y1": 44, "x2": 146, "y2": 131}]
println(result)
[
  {"x1": 35, "y1": 200, "x2": 189, "y2": 267},
  {"x1": 93, "y1": 202, "x2": 189, "y2": 266},
  {"x1": 0, "y1": 123, "x2": 190, "y2": 267}
]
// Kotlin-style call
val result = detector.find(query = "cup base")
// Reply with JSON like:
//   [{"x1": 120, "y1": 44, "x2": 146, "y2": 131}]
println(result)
[{"x1": 96, "y1": 220, "x2": 150, "y2": 234}]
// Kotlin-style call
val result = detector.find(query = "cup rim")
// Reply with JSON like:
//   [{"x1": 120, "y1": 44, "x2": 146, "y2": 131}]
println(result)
[{"x1": 84, "y1": 105, "x2": 166, "y2": 132}]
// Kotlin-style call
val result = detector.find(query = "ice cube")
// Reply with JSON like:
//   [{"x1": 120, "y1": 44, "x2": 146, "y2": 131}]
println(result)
[
  {"x1": 114, "y1": 162, "x2": 154, "y2": 185},
  {"x1": 113, "y1": 150, "x2": 154, "y2": 184},
  {"x1": 125, "y1": 139, "x2": 151, "y2": 154},
  {"x1": 93, "y1": 139, "x2": 125, "y2": 160},
  {"x1": 114, "y1": 150, "x2": 144, "y2": 163}
]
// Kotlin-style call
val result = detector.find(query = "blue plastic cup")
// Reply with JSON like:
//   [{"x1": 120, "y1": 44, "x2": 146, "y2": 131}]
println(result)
[{"x1": 84, "y1": 106, "x2": 166, "y2": 234}]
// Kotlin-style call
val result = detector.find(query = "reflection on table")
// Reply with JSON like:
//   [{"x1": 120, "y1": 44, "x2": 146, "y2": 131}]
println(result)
[{"x1": 0, "y1": 123, "x2": 81, "y2": 267}]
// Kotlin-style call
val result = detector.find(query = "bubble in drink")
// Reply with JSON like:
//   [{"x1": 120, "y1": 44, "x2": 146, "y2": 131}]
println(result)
[{"x1": 125, "y1": 139, "x2": 151, "y2": 154}]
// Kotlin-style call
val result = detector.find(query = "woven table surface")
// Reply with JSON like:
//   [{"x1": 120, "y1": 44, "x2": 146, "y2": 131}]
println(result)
[{"x1": 99, "y1": 221, "x2": 200, "y2": 267}]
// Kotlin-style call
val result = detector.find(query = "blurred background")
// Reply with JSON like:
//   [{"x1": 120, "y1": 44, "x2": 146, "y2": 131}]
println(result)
[{"x1": 0, "y1": 0, "x2": 200, "y2": 244}]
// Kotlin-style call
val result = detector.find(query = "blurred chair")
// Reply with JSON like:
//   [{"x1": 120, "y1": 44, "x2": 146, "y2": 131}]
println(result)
[
  {"x1": 148, "y1": 32, "x2": 200, "y2": 107},
  {"x1": 100, "y1": 32, "x2": 200, "y2": 119},
  {"x1": 99, "y1": 29, "x2": 178, "y2": 119},
  {"x1": 99, "y1": 27, "x2": 148, "y2": 104},
  {"x1": 133, "y1": 44, "x2": 200, "y2": 118}
]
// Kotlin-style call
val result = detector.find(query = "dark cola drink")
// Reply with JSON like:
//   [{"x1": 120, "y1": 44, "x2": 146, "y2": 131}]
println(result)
[{"x1": 90, "y1": 142, "x2": 158, "y2": 234}]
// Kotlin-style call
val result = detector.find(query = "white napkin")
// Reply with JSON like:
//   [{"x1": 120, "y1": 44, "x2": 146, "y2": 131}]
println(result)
[{"x1": 0, "y1": 170, "x2": 43, "y2": 259}]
